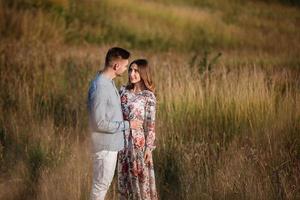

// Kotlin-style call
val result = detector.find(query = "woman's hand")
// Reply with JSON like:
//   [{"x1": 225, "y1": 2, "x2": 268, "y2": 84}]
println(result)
[{"x1": 144, "y1": 148, "x2": 152, "y2": 165}]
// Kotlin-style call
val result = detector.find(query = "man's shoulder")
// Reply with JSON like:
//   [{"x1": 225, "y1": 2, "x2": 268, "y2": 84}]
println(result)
[
  {"x1": 94, "y1": 75, "x2": 111, "y2": 87},
  {"x1": 88, "y1": 75, "x2": 111, "y2": 96}
]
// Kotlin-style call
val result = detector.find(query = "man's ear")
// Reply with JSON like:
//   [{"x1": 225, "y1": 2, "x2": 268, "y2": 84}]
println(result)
[{"x1": 113, "y1": 63, "x2": 119, "y2": 70}]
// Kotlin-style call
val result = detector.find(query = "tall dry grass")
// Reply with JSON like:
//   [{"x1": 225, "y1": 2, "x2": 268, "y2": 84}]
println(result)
[
  {"x1": 0, "y1": 0, "x2": 300, "y2": 200},
  {"x1": 1, "y1": 40, "x2": 299, "y2": 199},
  {"x1": 2, "y1": 0, "x2": 300, "y2": 53}
]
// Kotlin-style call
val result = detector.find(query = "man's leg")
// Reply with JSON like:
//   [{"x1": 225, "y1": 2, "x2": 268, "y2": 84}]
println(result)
[{"x1": 91, "y1": 150, "x2": 118, "y2": 200}]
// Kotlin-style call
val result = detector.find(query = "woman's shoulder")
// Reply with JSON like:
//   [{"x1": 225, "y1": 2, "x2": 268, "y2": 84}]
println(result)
[
  {"x1": 119, "y1": 85, "x2": 128, "y2": 96},
  {"x1": 143, "y1": 90, "x2": 156, "y2": 101}
]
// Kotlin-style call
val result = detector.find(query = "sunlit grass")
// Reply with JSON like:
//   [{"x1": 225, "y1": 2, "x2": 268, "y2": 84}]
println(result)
[
  {"x1": 2, "y1": 0, "x2": 299, "y2": 52},
  {"x1": 0, "y1": 0, "x2": 300, "y2": 199},
  {"x1": 1, "y1": 41, "x2": 299, "y2": 199}
]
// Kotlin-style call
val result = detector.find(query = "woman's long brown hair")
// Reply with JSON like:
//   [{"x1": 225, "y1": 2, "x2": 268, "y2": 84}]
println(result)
[{"x1": 126, "y1": 59, "x2": 155, "y2": 93}]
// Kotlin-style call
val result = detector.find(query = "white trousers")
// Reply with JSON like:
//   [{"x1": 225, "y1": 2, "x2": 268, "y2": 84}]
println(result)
[{"x1": 90, "y1": 150, "x2": 118, "y2": 200}]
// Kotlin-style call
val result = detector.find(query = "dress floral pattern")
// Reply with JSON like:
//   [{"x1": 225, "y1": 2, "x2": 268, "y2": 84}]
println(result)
[{"x1": 118, "y1": 86, "x2": 158, "y2": 200}]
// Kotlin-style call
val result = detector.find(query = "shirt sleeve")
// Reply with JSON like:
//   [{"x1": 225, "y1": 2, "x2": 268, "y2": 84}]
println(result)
[
  {"x1": 91, "y1": 83, "x2": 129, "y2": 134},
  {"x1": 145, "y1": 93, "x2": 156, "y2": 151}
]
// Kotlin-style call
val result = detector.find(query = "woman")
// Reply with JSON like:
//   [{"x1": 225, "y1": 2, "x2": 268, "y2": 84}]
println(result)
[{"x1": 118, "y1": 59, "x2": 158, "y2": 200}]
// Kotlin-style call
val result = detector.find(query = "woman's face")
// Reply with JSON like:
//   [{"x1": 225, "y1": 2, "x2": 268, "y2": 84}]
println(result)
[{"x1": 129, "y1": 64, "x2": 141, "y2": 84}]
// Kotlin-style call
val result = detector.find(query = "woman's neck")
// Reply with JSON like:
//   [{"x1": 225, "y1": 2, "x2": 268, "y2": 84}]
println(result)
[{"x1": 133, "y1": 82, "x2": 146, "y2": 93}]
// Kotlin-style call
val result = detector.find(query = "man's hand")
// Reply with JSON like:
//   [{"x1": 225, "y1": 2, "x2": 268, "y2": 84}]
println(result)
[{"x1": 130, "y1": 120, "x2": 143, "y2": 130}]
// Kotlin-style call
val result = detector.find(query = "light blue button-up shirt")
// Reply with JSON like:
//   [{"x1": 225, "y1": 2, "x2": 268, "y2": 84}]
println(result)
[{"x1": 88, "y1": 72, "x2": 129, "y2": 152}]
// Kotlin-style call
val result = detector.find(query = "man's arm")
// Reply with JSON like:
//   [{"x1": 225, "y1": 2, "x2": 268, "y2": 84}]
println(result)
[{"x1": 91, "y1": 84, "x2": 129, "y2": 134}]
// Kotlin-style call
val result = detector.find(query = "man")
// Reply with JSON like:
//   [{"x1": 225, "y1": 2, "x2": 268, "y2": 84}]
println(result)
[{"x1": 88, "y1": 47, "x2": 137, "y2": 200}]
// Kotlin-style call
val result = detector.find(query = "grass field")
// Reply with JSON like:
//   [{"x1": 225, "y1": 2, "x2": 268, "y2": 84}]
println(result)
[{"x1": 0, "y1": 0, "x2": 300, "y2": 199}]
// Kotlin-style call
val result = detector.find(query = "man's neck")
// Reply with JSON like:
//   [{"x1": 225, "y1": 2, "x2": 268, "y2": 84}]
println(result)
[{"x1": 101, "y1": 68, "x2": 116, "y2": 80}]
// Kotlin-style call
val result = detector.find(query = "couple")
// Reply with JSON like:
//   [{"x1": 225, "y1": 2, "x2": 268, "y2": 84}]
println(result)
[{"x1": 88, "y1": 47, "x2": 158, "y2": 200}]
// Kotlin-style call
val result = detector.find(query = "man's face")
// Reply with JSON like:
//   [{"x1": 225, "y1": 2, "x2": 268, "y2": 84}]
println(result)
[{"x1": 115, "y1": 59, "x2": 129, "y2": 76}]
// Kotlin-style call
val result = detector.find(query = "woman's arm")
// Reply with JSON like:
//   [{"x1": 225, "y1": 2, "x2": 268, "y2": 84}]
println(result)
[{"x1": 145, "y1": 93, "x2": 156, "y2": 151}]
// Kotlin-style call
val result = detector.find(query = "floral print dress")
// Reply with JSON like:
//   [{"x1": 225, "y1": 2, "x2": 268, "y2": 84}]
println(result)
[{"x1": 118, "y1": 86, "x2": 158, "y2": 200}]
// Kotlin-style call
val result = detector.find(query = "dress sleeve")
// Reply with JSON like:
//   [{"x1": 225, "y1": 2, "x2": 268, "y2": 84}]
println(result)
[{"x1": 145, "y1": 93, "x2": 156, "y2": 151}]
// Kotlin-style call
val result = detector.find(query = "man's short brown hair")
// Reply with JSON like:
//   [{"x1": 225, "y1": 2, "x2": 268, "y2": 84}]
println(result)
[{"x1": 105, "y1": 47, "x2": 130, "y2": 67}]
